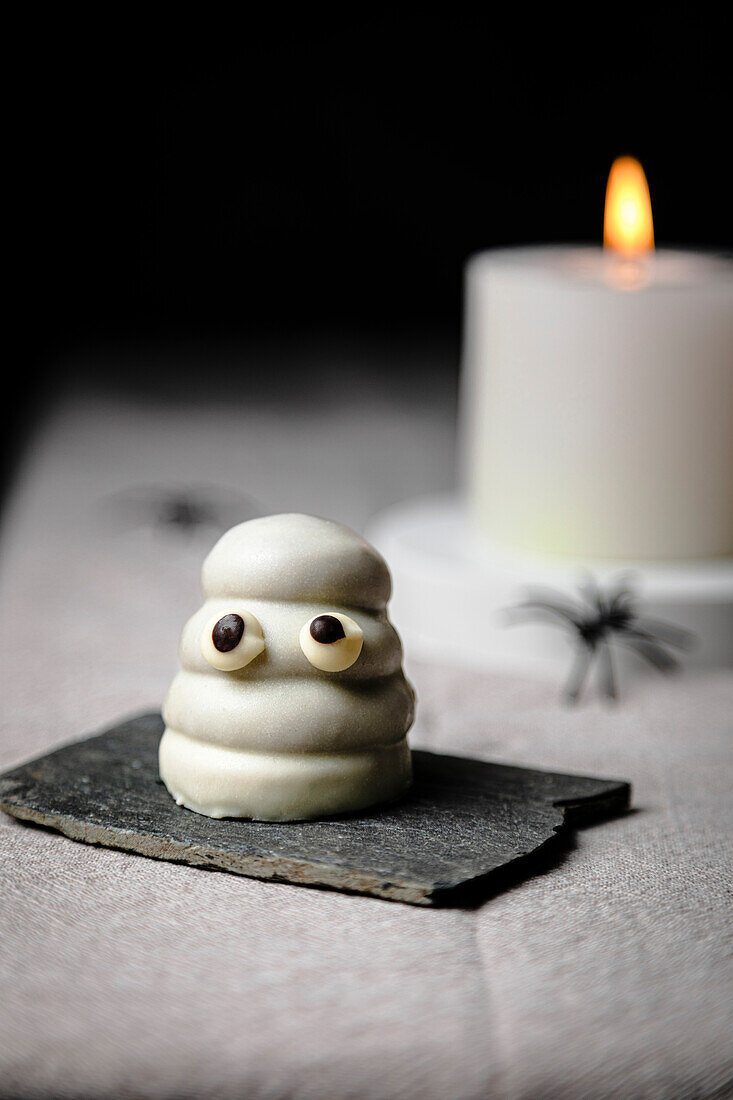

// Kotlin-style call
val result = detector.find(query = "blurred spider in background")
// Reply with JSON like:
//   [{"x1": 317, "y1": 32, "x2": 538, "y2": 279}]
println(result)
[
  {"x1": 96, "y1": 484, "x2": 262, "y2": 537},
  {"x1": 509, "y1": 576, "x2": 694, "y2": 703}
]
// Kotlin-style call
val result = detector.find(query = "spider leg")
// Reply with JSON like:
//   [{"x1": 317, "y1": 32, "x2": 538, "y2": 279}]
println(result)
[
  {"x1": 598, "y1": 641, "x2": 617, "y2": 701},
  {"x1": 631, "y1": 619, "x2": 696, "y2": 650},
  {"x1": 607, "y1": 572, "x2": 637, "y2": 604},
  {"x1": 524, "y1": 587, "x2": 585, "y2": 617},
  {"x1": 608, "y1": 589, "x2": 634, "y2": 618},
  {"x1": 577, "y1": 573, "x2": 601, "y2": 612},
  {"x1": 618, "y1": 635, "x2": 679, "y2": 673},
  {"x1": 564, "y1": 644, "x2": 593, "y2": 704},
  {"x1": 506, "y1": 601, "x2": 582, "y2": 629}
]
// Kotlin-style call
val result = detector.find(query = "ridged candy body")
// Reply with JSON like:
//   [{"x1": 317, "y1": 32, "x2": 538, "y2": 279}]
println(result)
[{"x1": 160, "y1": 514, "x2": 415, "y2": 820}]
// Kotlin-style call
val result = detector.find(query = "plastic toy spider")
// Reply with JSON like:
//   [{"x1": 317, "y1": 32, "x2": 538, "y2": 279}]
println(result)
[{"x1": 509, "y1": 576, "x2": 694, "y2": 703}]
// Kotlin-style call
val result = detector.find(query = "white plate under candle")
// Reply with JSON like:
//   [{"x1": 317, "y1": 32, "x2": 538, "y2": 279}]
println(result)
[{"x1": 367, "y1": 495, "x2": 733, "y2": 675}]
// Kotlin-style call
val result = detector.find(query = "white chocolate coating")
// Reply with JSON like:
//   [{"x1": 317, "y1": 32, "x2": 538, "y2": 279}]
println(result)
[{"x1": 160, "y1": 514, "x2": 415, "y2": 820}]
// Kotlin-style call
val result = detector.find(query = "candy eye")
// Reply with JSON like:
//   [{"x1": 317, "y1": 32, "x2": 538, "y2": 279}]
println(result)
[
  {"x1": 201, "y1": 610, "x2": 265, "y2": 671},
  {"x1": 299, "y1": 613, "x2": 363, "y2": 672}
]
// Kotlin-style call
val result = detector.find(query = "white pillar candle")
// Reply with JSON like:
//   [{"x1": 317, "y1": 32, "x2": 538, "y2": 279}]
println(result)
[{"x1": 460, "y1": 246, "x2": 733, "y2": 560}]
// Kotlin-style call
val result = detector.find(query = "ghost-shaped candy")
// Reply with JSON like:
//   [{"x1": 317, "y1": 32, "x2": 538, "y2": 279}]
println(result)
[{"x1": 159, "y1": 513, "x2": 415, "y2": 820}]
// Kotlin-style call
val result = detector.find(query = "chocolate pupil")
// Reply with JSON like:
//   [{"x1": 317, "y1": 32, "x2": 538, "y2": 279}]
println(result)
[
  {"x1": 212, "y1": 613, "x2": 245, "y2": 652},
  {"x1": 310, "y1": 615, "x2": 346, "y2": 644}
]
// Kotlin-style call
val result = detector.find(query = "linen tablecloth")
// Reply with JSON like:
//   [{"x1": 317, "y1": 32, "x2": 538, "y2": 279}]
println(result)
[{"x1": 1, "y1": 365, "x2": 731, "y2": 1099}]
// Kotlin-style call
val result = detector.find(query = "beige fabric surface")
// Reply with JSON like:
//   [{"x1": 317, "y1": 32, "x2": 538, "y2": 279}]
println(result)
[{"x1": 1, "y1": 388, "x2": 732, "y2": 1099}]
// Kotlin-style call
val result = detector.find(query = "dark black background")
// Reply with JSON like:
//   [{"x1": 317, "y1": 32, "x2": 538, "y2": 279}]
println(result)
[{"x1": 8, "y1": 10, "x2": 731, "y2": 489}]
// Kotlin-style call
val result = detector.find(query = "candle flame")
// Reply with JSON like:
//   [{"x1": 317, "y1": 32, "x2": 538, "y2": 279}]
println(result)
[{"x1": 604, "y1": 156, "x2": 654, "y2": 255}]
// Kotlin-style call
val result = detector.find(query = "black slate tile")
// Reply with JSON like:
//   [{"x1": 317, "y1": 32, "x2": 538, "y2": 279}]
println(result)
[{"x1": 0, "y1": 713, "x2": 630, "y2": 905}]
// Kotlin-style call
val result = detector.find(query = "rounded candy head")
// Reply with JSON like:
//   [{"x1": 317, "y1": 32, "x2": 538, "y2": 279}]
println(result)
[{"x1": 202, "y1": 513, "x2": 391, "y2": 610}]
